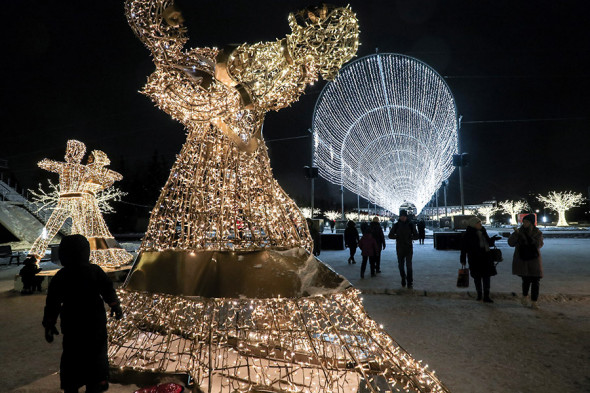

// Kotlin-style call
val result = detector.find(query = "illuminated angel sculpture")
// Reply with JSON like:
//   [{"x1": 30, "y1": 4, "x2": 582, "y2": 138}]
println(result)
[
  {"x1": 29, "y1": 140, "x2": 133, "y2": 269},
  {"x1": 109, "y1": 1, "x2": 449, "y2": 392}
]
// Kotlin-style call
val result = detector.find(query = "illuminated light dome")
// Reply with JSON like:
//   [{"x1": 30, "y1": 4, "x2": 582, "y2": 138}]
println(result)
[{"x1": 312, "y1": 53, "x2": 458, "y2": 214}]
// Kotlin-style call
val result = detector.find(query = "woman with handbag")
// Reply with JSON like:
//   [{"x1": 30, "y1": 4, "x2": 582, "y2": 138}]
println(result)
[
  {"x1": 460, "y1": 217, "x2": 497, "y2": 303},
  {"x1": 509, "y1": 214, "x2": 544, "y2": 309}
]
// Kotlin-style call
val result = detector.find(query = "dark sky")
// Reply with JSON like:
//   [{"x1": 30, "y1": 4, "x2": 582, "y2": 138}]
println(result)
[{"x1": 2, "y1": 0, "x2": 589, "y2": 212}]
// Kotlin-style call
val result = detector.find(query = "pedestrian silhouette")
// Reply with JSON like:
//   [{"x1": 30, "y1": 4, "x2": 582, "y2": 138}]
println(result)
[
  {"x1": 369, "y1": 217, "x2": 386, "y2": 273},
  {"x1": 509, "y1": 213, "x2": 544, "y2": 309},
  {"x1": 389, "y1": 210, "x2": 418, "y2": 288},
  {"x1": 460, "y1": 217, "x2": 497, "y2": 302},
  {"x1": 19, "y1": 256, "x2": 43, "y2": 294},
  {"x1": 344, "y1": 220, "x2": 359, "y2": 264},
  {"x1": 358, "y1": 227, "x2": 379, "y2": 278},
  {"x1": 42, "y1": 235, "x2": 123, "y2": 393},
  {"x1": 417, "y1": 219, "x2": 426, "y2": 245}
]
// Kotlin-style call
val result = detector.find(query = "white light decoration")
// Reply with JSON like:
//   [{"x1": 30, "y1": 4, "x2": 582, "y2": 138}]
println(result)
[
  {"x1": 324, "y1": 210, "x2": 341, "y2": 221},
  {"x1": 476, "y1": 205, "x2": 498, "y2": 224},
  {"x1": 499, "y1": 199, "x2": 527, "y2": 226},
  {"x1": 312, "y1": 53, "x2": 458, "y2": 214},
  {"x1": 108, "y1": 2, "x2": 449, "y2": 392},
  {"x1": 28, "y1": 140, "x2": 133, "y2": 269},
  {"x1": 300, "y1": 206, "x2": 322, "y2": 219},
  {"x1": 538, "y1": 191, "x2": 584, "y2": 227}
]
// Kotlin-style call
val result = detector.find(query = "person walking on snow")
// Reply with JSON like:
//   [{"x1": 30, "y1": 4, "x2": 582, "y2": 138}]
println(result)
[
  {"x1": 509, "y1": 213, "x2": 544, "y2": 309},
  {"x1": 344, "y1": 220, "x2": 359, "y2": 264},
  {"x1": 417, "y1": 219, "x2": 426, "y2": 245},
  {"x1": 358, "y1": 227, "x2": 379, "y2": 278},
  {"x1": 389, "y1": 210, "x2": 418, "y2": 288},
  {"x1": 370, "y1": 217, "x2": 386, "y2": 273}
]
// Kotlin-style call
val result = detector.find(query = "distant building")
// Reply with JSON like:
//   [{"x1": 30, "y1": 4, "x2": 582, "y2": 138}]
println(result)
[{"x1": 421, "y1": 201, "x2": 496, "y2": 218}]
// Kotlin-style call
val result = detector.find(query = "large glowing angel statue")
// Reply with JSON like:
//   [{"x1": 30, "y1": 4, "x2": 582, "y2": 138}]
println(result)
[
  {"x1": 108, "y1": 1, "x2": 450, "y2": 392},
  {"x1": 29, "y1": 140, "x2": 133, "y2": 269}
]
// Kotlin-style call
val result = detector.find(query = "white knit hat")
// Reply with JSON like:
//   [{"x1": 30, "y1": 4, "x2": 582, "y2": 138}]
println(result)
[{"x1": 467, "y1": 216, "x2": 482, "y2": 228}]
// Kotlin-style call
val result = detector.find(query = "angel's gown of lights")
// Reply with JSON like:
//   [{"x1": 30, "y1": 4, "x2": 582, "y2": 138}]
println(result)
[
  {"x1": 29, "y1": 142, "x2": 133, "y2": 269},
  {"x1": 108, "y1": 2, "x2": 449, "y2": 392}
]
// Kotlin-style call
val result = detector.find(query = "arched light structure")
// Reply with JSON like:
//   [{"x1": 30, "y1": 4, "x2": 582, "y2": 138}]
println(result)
[{"x1": 312, "y1": 53, "x2": 458, "y2": 214}]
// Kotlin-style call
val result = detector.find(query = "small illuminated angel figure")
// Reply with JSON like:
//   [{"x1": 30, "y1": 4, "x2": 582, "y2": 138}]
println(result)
[
  {"x1": 29, "y1": 140, "x2": 133, "y2": 269},
  {"x1": 109, "y1": 1, "x2": 450, "y2": 392}
]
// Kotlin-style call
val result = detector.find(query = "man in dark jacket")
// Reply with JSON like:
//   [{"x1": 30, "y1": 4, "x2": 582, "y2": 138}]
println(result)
[
  {"x1": 417, "y1": 219, "x2": 426, "y2": 245},
  {"x1": 388, "y1": 210, "x2": 418, "y2": 288},
  {"x1": 369, "y1": 217, "x2": 386, "y2": 273},
  {"x1": 43, "y1": 235, "x2": 123, "y2": 393}
]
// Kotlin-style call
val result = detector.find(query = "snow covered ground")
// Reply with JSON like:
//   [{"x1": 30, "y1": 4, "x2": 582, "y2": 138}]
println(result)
[{"x1": 1, "y1": 235, "x2": 589, "y2": 392}]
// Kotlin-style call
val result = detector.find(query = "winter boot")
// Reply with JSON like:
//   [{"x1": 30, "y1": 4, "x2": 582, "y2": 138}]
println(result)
[
  {"x1": 483, "y1": 290, "x2": 493, "y2": 303},
  {"x1": 476, "y1": 290, "x2": 482, "y2": 301}
]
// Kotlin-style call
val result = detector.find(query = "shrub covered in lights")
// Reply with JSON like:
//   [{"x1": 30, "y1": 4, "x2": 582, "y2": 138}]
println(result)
[
  {"x1": 312, "y1": 53, "x2": 458, "y2": 214},
  {"x1": 108, "y1": 2, "x2": 449, "y2": 392}
]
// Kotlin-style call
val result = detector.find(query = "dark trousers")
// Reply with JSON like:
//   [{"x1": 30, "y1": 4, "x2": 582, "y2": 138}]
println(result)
[
  {"x1": 397, "y1": 251, "x2": 413, "y2": 284},
  {"x1": 473, "y1": 275, "x2": 491, "y2": 294},
  {"x1": 349, "y1": 246, "x2": 357, "y2": 260},
  {"x1": 522, "y1": 276, "x2": 540, "y2": 301},
  {"x1": 361, "y1": 255, "x2": 376, "y2": 277},
  {"x1": 375, "y1": 249, "x2": 382, "y2": 272}
]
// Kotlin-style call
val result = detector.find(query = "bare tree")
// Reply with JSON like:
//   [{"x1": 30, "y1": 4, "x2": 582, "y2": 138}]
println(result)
[
  {"x1": 499, "y1": 200, "x2": 527, "y2": 225},
  {"x1": 538, "y1": 191, "x2": 584, "y2": 227}
]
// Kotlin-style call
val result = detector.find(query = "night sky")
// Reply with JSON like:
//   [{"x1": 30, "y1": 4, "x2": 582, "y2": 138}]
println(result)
[{"x1": 2, "y1": 0, "x2": 589, "y2": 215}]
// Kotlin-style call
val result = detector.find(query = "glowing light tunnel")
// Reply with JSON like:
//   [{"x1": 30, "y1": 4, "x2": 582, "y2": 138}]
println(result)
[{"x1": 312, "y1": 53, "x2": 458, "y2": 214}]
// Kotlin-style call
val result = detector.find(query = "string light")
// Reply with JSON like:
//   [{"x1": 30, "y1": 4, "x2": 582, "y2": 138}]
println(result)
[
  {"x1": 28, "y1": 140, "x2": 133, "y2": 269},
  {"x1": 109, "y1": 2, "x2": 449, "y2": 392},
  {"x1": 312, "y1": 53, "x2": 458, "y2": 215}
]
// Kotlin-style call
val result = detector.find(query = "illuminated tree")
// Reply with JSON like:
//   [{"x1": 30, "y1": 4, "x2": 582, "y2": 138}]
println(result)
[
  {"x1": 477, "y1": 205, "x2": 498, "y2": 224},
  {"x1": 499, "y1": 200, "x2": 527, "y2": 225},
  {"x1": 300, "y1": 206, "x2": 322, "y2": 219},
  {"x1": 312, "y1": 53, "x2": 458, "y2": 214},
  {"x1": 324, "y1": 210, "x2": 341, "y2": 221},
  {"x1": 538, "y1": 191, "x2": 584, "y2": 227},
  {"x1": 28, "y1": 141, "x2": 133, "y2": 268},
  {"x1": 109, "y1": 2, "x2": 449, "y2": 392}
]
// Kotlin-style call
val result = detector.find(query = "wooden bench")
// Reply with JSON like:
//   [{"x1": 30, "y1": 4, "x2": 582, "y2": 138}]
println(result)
[{"x1": 0, "y1": 245, "x2": 21, "y2": 265}]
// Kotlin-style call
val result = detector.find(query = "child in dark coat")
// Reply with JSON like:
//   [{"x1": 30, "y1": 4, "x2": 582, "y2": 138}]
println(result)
[
  {"x1": 358, "y1": 228, "x2": 379, "y2": 278},
  {"x1": 20, "y1": 256, "x2": 43, "y2": 294},
  {"x1": 42, "y1": 235, "x2": 123, "y2": 393}
]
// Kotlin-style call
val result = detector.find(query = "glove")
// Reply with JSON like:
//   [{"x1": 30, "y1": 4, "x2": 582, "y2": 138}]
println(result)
[
  {"x1": 110, "y1": 304, "x2": 123, "y2": 320},
  {"x1": 44, "y1": 326, "x2": 59, "y2": 343}
]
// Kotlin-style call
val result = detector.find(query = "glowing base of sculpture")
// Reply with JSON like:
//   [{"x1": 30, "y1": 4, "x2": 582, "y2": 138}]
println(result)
[{"x1": 108, "y1": 250, "x2": 449, "y2": 393}]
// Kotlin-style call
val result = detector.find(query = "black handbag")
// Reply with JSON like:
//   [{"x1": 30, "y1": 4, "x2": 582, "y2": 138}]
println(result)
[
  {"x1": 457, "y1": 265, "x2": 470, "y2": 288},
  {"x1": 490, "y1": 247, "x2": 503, "y2": 262}
]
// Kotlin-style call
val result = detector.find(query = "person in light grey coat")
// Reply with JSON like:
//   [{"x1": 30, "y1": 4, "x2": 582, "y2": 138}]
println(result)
[{"x1": 508, "y1": 213, "x2": 544, "y2": 308}]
